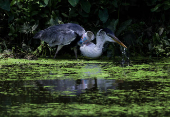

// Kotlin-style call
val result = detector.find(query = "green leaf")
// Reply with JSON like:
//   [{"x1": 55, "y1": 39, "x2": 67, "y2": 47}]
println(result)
[
  {"x1": 80, "y1": 0, "x2": 91, "y2": 13},
  {"x1": 155, "y1": 33, "x2": 160, "y2": 41},
  {"x1": 41, "y1": 14, "x2": 48, "y2": 18},
  {"x1": 107, "y1": 19, "x2": 119, "y2": 32},
  {"x1": 146, "y1": 0, "x2": 157, "y2": 6},
  {"x1": 164, "y1": 4, "x2": 170, "y2": 10},
  {"x1": 10, "y1": 0, "x2": 16, "y2": 6},
  {"x1": 47, "y1": 17, "x2": 61, "y2": 25},
  {"x1": 163, "y1": 40, "x2": 170, "y2": 46},
  {"x1": 114, "y1": 19, "x2": 119, "y2": 30},
  {"x1": 9, "y1": 25, "x2": 15, "y2": 33},
  {"x1": 122, "y1": 3, "x2": 130, "y2": 6},
  {"x1": 151, "y1": 4, "x2": 162, "y2": 12},
  {"x1": 0, "y1": 0, "x2": 10, "y2": 11},
  {"x1": 31, "y1": 11, "x2": 39, "y2": 16},
  {"x1": 163, "y1": 1, "x2": 170, "y2": 5},
  {"x1": 78, "y1": 10, "x2": 89, "y2": 17},
  {"x1": 69, "y1": 8, "x2": 78, "y2": 17},
  {"x1": 32, "y1": 24, "x2": 38, "y2": 32},
  {"x1": 153, "y1": 33, "x2": 160, "y2": 44},
  {"x1": 112, "y1": 0, "x2": 118, "y2": 8},
  {"x1": 68, "y1": 0, "x2": 79, "y2": 7},
  {"x1": 98, "y1": 9, "x2": 109, "y2": 23},
  {"x1": 44, "y1": 0, "x2": 49, "y2": 6},
  {"x1": 116, "y1": 19, "x2": 132, "y2": 36},
  {"x1": 49, "y1": 18, "x2": 55, "y2": 25},
  {"x1": 62, "y1": 13, "x2": 69, "y2": 17},
  {"x1": 8, "y1": 13, "x2": 14, "y2": 22}
]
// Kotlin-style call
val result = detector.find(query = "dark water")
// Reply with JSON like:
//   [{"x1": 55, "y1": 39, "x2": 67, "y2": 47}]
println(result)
[{"x1": 0, "y1": 62, "x2": 170, "y2": 116}]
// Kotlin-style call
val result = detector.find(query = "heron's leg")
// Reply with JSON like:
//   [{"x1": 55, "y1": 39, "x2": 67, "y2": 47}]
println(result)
[
  {"x1": 73, "y1": 47, "x2": 78, "y2": 59},
  {"x1": 54, "y1": 45, "x2": 64, "y2": 58}
]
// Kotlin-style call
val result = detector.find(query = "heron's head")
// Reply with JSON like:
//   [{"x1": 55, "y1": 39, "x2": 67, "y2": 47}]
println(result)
[
  {"x1": 97, "y1": 28, "x2": 127, "y2": 48},
  {"x1": 78, "y1": 31, "x2": 94, "y2": 46}
]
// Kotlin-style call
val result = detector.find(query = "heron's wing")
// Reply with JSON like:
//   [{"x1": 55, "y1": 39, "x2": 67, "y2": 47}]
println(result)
[
  {"x1": 66, "y1": 23, "x2": 85, "y2": 36},
  {"x1": 39, "y1": 27, "x2": 77, "y2": 46},
  {"x1": 33, "y1": 23, "x2": 85, "y2": 47},
  {"x1": 48, "y1": 29, "x2": 77, "y2": 46}
]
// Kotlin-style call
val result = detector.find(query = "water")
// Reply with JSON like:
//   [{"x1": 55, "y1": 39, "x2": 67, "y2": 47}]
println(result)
[
  {"x1": 120, "y1": 47, "x2": 130, "y2": 67},
  {"x1": 0, "y1": 58, "x2": 170, "y2": 116}
]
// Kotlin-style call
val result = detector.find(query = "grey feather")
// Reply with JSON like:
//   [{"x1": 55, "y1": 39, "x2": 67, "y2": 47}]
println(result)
[{"x1": 33, "y1": 23, "x2": 85, "y2": 47}]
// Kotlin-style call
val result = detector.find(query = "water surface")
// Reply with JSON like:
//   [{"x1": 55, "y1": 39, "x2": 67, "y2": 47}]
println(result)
[{"x1": 0, "y1": 58, "x2": 170, "y2": 116}]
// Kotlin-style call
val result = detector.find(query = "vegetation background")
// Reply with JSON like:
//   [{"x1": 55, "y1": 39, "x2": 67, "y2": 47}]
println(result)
[{"x1": 0, "y1": 0, "x2": 170, "y2": 58}]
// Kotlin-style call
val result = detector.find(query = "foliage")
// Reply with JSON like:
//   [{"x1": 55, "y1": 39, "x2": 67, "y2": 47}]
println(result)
[
  {"x1": 0, "y1": 0, "x2": 10, "y2": 11},
  {"x1": 150, "y1": 0, "x2": 170, "y2": 12},
  {"x1": 0, "y1": 0, "x2": 170, "y2": 58},
  {"x1": 151, "y1": 31, "x2": 170, "y2": 56}
]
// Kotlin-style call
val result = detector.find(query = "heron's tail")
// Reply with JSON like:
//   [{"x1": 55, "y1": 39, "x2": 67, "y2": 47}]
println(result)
[{"x1": 33, "y1": 30, "x2": 44, "y2": 39}]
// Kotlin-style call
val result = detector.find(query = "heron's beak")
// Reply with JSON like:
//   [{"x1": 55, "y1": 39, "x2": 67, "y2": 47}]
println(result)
[{"x1": 108, "y1": 33, "x2": 127, "y2": 48}]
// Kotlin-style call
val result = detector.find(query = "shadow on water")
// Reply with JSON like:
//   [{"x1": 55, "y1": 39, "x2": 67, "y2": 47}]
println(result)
[{"x1": 0, "y1": 59, "x2": 170, "y2": 116}]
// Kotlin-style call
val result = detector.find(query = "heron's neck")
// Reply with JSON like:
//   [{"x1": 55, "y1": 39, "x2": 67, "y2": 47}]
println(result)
[{"x1": 96, "y1": 37, "x2": 106, "y2": 49}]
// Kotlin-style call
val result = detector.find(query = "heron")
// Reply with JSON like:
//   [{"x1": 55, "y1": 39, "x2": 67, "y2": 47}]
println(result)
[
  {"x1": 33, "y1": 23, "x2": 94, "y2": 59},
  {"x1": 78, "y1": 28, "x2": 127, "y2": 58}
]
